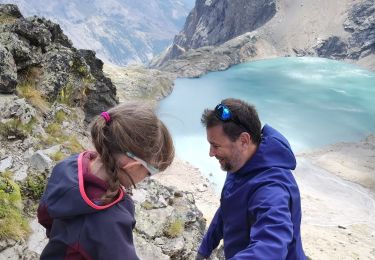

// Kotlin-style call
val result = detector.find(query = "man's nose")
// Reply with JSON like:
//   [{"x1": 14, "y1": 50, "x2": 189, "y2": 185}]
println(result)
[{"x1": 209, "y1": 147, "x2": 215, "y2": 157}]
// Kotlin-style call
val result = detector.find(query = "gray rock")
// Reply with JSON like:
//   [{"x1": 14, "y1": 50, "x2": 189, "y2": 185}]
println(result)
[
  {"x1": 160, "y1": 236, "x2": 185, "y2": 256},
  {"x1": 153, "y1": 32, "x2": 258, "y2": 77},
  {"x1": 0, "y1": 4, "x2": 23, "y2": 19},
  {"x1": 0, "y1": 241, "x2": 39, "y2": 260},
  {"x1": 315, "y1": 36, "x2": 348, "y2": 59},
  {"x1": 29, "y1": 150, "x2": 53, "y2": 172},
  {"x1": 0, "y1": 4, "x2": 118, "y2": 122},
  {"x1": 0, "y1": 31, "x2": 41, "y2": 71},
  {"x1": 78, "y1": 50, "x2": 118, "y2": 122},
  {"x1": 26, "y1": 218, "x2": 48, "y2": 255},
  {"x1": 0, "y1": 156, "x2": 13, "y2": 172},
  {"x1": 0, "y1": 44, "x2": 17, "y2": 94},
  {"x1": 134, "y1": 235, "x2": 169, "y2": 260},
  {"x1": 175, "y1": 0, "x2": 276, "y2": 50},
  {"x1": 314, "y1": 0, "x2": 374, "y2": 62},
  {"x1": 155, "y1": 0, "x2": 276, "y2": 63},
  {"x1": 12, "y1": 17, "x2": 53, "y2": 49},
  {"x1": 135, "y1": 206, "x2": 174, "y2": 238},
  {"x1": 13, "y1": 164, "x2": 28, "y2": 181},
  {"x1": 40, "y1": 145, "x2": 61, "y2": 157},
  {"x1": 103, "y1": 65, "x2": 175, "y2": 102},
  {"x1": 1, "y1": 98, "x2": 36, "y2": 124}
]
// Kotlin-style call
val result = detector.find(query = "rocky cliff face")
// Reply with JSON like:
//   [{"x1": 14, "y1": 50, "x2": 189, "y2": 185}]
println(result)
[
  {"x1": 152, "y1": 0, "x2": 375, "y2": 76},
  {"x1": 0, "y1": 4, "x2": 118, "y2": 122},
  {"x1": 173, "y1": 0, "x2": 276, "y2": 50},
  {"x1": 315, "y1": 0, "x2": 375, "y2": 62}
]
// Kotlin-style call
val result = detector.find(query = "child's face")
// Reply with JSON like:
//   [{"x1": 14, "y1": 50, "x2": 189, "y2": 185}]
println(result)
[{"x1": 117, "y1": 157, "x2": 150, "y2": 188}]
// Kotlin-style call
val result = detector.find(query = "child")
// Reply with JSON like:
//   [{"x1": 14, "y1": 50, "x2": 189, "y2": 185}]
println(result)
[{"x1": 37, "y1": 101, "x2": 174, "y2": 259}]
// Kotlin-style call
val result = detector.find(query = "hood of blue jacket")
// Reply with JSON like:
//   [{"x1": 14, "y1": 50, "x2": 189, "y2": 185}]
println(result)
[
  {"x1": 235, "y1": 124, "x2": 296, "y2": 177},
  {"x1": 41, "y1": 154, "x2": 104, "y2": 218}
]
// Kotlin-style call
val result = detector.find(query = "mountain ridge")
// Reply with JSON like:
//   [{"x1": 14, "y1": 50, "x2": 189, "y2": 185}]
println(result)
[{"x1": 0, "y1": 0, "x2": 194, "y2": 65}]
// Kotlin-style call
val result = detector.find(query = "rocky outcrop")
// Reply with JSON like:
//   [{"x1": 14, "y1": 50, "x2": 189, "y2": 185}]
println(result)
[
  {"x1": 152, "y1": 32, "x2": 260, "y2": 77},
  {"x1": 0, "y1": 44, "x2": 17, "y2": 93},
  {"x1": 172, "y1": 0, "x2": 276, "y2": 53},
  {"x1": 133, "y1": 179, "x2": 207, "y2": 259},
  {"x1": 0, "y1": 4, "x2": 117, "y2": 121},
  {"x1": 314, "y1": 1, "x2": 375, "y2": 61},
  {"x1": 103, "y1": 64, "x2": 176, "y2": 102}
]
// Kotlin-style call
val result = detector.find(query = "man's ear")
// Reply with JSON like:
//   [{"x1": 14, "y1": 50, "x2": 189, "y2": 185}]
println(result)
[{"x1": 238, "y1": 132, "x2": 251, "y2": 147}]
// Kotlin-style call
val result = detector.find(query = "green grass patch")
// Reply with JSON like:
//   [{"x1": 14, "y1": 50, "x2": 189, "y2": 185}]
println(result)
[
  {"x1": 0, "y1": 172, "x2": 30, "y2": 240},
  {"x1": 57, "y1": 83, "x2": 74, "y2": 105},
  {"x1": 0, "y1": 14, "x2": 18, "y2": 24},
  {"x1": 141, "y1": 200, "x2": 153, "y2": 210},
  {"x1": 55, "y1": 110, "x2": 67, "y2": 124},
  {"x1": 65, "y1": 136, "x2": 83, "y2": 154},
  {"x1": 50, "y1": 151, "x2": 67, "y2": 161},
  {"x1": 0, "y1": 117, "x2": 36, "y2": 140},
  {"x1": 46, "y1": 122, "x2": 62, "y2": 137},
  {"x1": 164, "y1": 218, "x2": 185, "y2": 238},
  {"x1": 17, "y1": 81, "x2": 50, "y2": 113},
  {"x1": 71, "y1": 57, "x2": 90, "y2": 77},
  {"x1": 20, "y1": 172, "x2": 47, "y2": 202}
]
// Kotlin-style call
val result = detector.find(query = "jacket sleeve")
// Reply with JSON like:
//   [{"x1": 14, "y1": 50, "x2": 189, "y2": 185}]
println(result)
[
  {"x1": 230, "y1": 183, "x2": 293, "y2": 260},
  {"x1": 198, "y1": 207, "x2": 224, "y2": 258},
  {"x1": 37, "y1": 201, "x2": 53, "y2": 238}
]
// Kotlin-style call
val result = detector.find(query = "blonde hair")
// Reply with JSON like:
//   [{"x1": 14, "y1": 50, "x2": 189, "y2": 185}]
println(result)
[{"x1": 90, "y1": 101, "x2": 174, "y2": 202}]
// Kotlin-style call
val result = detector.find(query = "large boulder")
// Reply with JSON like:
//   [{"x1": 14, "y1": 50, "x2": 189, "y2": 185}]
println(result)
[
  {"x1": 0, "y1": 4, "x2": 118, "y2": 121},
  {"x1": 0, "y1": 44, "x2": 17, "y2": 93},
  {"x1": 0, "y1": 4, "x2": 22, "y2": 19},
  {"x1": 133, "y1": 179, "x2": 206, "y2": 259}
]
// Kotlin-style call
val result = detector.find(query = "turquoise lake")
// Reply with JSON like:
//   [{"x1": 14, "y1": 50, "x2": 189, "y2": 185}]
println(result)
[{"x1": 157, "y1": 57, "x2": 375, "y2": 189}]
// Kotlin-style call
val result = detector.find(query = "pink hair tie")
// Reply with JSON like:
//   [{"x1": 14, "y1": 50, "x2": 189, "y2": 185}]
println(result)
[{"x1": 100, "y1": 111, "x2": 111, "y2": 124}]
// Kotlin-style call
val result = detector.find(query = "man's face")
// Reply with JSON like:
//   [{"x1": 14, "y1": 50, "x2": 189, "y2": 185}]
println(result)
[{"x1": 206, "y1": 125, "x2": 244, "y2": 172}]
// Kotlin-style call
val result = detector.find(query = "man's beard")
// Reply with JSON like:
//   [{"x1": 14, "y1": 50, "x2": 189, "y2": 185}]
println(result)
[{"x1": 219, "y1": 147, "x2": 242, "y2": 172}]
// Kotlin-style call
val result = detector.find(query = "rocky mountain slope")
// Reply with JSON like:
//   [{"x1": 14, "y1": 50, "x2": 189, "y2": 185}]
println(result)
[
  {"x1": 0, "y1": 4, "x2": 118, "y2": 122},
  {"x1": 151, "y1": 0, "x2": 375, "y2": 77},
  {"x1": 0, "y1": 0, "x2": 194, "y2": 65},
  {"x1": 0, "y1": 4, "x2": 210, "y2": 259}
]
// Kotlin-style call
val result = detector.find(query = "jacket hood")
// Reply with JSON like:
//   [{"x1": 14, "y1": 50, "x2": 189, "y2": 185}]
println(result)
[
  {"x1": 41, "y1": 153, "x2": 124, "y2": 218},
  {"x1": 236, "y1": 124, "x2": 296, "y2": 176}
]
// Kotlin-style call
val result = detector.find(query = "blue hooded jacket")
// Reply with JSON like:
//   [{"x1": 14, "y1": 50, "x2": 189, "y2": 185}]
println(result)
[
  {"x1": 198, "y1": 125, "x2": 306, "y2": 259},
  {"x1": 38, "y1": 152, "x2": 139, "y2": 260}
]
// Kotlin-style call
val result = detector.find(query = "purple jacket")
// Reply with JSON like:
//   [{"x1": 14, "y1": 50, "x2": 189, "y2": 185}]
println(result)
[
  {"x1": 38, "y1": 152, "x2": 139, "y2": 260},
  {"x1": 198, "y1": 125, "x2": 306, "y2": 259}
]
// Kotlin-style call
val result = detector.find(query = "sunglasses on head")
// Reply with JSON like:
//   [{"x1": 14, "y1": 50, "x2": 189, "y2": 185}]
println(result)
[
  {"x1": 214, "y1": 103, "x2": 249, "y2": 132},
  {"x1": 126, "y1": 152, "x2": 160, "y2": 176}
]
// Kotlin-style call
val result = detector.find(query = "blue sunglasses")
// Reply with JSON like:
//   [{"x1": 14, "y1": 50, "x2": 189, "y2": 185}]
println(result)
[
  {"x1": 215, "y1": 104, "x2": 232, "y2": 121},
  {"x1": 214, "y1": 103, "x2": 249, "y2": 132}
]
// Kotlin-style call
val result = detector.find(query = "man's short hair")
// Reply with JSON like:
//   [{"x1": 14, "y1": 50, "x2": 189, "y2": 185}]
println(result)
[{"x1": 201, "y1": 98, "x2": 262, "y2": 145}]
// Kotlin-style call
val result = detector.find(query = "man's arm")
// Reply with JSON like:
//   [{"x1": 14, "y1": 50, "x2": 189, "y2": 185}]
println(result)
[
  {"x1": 197, "y1": 207, "x2": 224, "y2": 258},
  {"x1": 230, "y1": 183, "x2": 293, "y2": 260}
]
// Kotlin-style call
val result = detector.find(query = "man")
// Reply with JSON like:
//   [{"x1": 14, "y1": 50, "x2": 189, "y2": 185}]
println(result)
[{"x1": 196, "y1": 98, "x2": 306, "y2": 260}]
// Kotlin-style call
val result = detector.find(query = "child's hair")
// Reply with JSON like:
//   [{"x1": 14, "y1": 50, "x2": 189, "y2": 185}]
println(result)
[{"x1": 90, "y1": 101, "x2": 175, "y2": 203}]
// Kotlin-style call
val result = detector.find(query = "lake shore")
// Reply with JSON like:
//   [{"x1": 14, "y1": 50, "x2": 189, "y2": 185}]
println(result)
[{"x1": 154, "y1": 135, "x2": 375, "y2": 259}]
